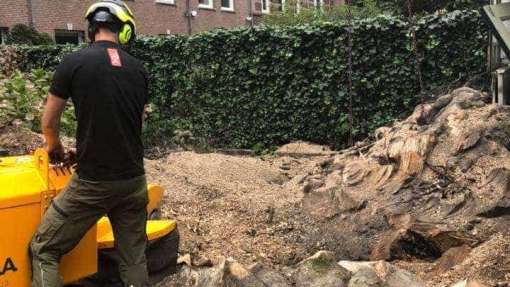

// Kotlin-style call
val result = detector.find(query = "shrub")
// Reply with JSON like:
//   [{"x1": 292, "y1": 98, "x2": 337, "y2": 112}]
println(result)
[
  {"x1": 0, "y1": 69, "x2": 76, "y2": 135},
  {"x1": 6, "y1": 24, "x2": 53, "y2": 45},
  {"x1": 14, "y1": 10, "x2": 487, "y2": 149},
  {"x1": 0, "y1": 46, "x2": 20, "y2": 77},
  {"x1": 377, "y1": 0, "x2": 487, "y2": 15},
  {"x1": 263, "y1": 0, "x2": 383, "y2": 27}
]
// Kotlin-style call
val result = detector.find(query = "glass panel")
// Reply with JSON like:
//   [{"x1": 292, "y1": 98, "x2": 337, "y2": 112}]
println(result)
[
  {"x1": 221, "y1": 0, "x2": 230, "y2": 8},
  {"x1": 55, "y1": 30, "x2": 84, "y2": 45}
]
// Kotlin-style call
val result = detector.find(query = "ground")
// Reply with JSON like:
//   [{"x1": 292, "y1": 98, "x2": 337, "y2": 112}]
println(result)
[{"x1": 3, "y1": 88, "x2": 510, "y2": 287}]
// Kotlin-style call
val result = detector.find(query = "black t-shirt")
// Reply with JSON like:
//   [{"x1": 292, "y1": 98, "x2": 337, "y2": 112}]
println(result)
[{"x1": 50, "y1": 41, "x2": 149, "y2": 181}]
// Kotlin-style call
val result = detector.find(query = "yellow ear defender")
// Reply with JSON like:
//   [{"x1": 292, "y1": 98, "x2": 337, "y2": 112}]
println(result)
[{"x1": 118, "y1": 23, "x2": 133, "y2": 45}]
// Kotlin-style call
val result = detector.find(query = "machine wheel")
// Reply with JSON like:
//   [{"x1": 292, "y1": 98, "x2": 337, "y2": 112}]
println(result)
[
  {"x1": 147, "y1": 226, "x2": 179, "y2": 273},
  {"x1": 91, "y1": 228, "x2": 179, "y2": 285}
]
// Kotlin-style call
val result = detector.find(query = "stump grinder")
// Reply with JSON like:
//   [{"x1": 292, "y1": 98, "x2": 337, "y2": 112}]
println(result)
[{"x1": 0, "y1": 149, "x2": 178, "y2": 286}]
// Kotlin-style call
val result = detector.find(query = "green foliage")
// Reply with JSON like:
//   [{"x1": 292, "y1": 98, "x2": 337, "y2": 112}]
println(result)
[
  {"x1": 0, "y1": 46, "x2": 20, "y2": 77},
  {"x1": 14, "y1": 10, "x2": 487, "y2": 149},
  {"x1": 6, "y1": 24, "x2": 53, "y2": 45},
  {"x1": 0, "y1": 69, "x2": 76, "y2": 135},
  {"x1": 377, "y1": 0, "x2": 485, "y2": 15},
  {"x1": 263, "y1": 0, "x2": 383, "y2": 26}
]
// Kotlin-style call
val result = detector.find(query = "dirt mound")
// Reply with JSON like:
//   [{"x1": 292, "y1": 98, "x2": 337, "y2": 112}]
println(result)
[
  {"x1": 0, "y1": 125, "x2": 75, "y2": 156},
  {"x1": 0, "y1": 126, "x2": 44, "y2": 155},
  {"x1": 152, "y1": 87, "x2": 510, "y2": 286},
  {"x1": 287, "y1": 87, "x2": 510, "y2": 285},
  {"x1": 145, "y1": 152, "x2": 323, "y2": 269},
  {"x1": 277, "y1": 141, "x2": 333, "y2": 156}
]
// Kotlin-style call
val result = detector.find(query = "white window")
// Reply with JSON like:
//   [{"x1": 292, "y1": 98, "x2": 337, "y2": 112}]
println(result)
[
  {"x1": 261, "y1": 0, "x2": 270, "y2": 13},
  {"x1": 155, "y1": 0, "x2": 176, "y2": 5},
  {"x1": 0, "y1": 28, "x2": 8, "y2": 44},
  {"x1": 221, "y1": 0, "x2": 234, "y2": 11},
  {"x1": 199, "y1": 0, "x2": 214, "y2": 9},
  {"x1": 313, "y1": 0, "x2": 323, "y2": 9}
]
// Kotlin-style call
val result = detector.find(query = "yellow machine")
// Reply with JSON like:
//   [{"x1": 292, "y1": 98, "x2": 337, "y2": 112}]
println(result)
[{"x1": 0, "y1": 149, "x2": 178, "y2": 286}]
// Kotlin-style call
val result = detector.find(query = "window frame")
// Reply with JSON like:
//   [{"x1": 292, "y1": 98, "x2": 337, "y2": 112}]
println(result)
[
  {"x1": 199, "y1": 0, "x2": 214, "y2": 9},
  {"x1": 261, "y1": 0, "x2": 270, "y2": 14},
  {"x1": 54, "y1": 29, "x2": 85, "y2": 45},
  {"x1": 221, "y1": 0, "x2": 234, "y2": 11},
  {"x1": 0, "y1": 27, "x2": 8, "y2": 45},
  {"x1": 313, "y1": 0, "x2": 323, "y2": 9},
  {"x1": 155, "y1": 0, "x2": 176, "y2": 5}
]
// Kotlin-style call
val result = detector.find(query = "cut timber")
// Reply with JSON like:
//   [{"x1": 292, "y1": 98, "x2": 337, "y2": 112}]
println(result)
[
  {"x1": 371, "y1": 216, "x2": 478, "y2": 261},
  {"x1": 478, "y1": 167, "x2": 510, "y2": 218},
  {"x1": 432, "y1": 245, "x2": 471, "y2": 274},
  {"x1": 343, "y1": 161, "x2": 371, "y2": 186},
  {"x1": 369, "y1": 165, "x2": 394, "y2": 189},
  {"x1": 454, "y1": 129, "x2": 482, "y2": 155}
]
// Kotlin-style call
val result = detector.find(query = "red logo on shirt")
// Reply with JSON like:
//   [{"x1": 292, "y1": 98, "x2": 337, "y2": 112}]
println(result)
[{"x1": 107, "y1": 48, "x2": 122, "y2": 67}]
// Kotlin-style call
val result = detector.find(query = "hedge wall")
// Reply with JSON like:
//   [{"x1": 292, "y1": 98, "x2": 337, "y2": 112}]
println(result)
[{"x1": 15, "y1": 10, "x2": 487, "y2": 149}]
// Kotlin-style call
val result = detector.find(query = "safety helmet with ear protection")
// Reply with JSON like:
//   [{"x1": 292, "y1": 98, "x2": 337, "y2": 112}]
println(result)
[{"x1": 85, "y1": 0, "x2": 136, "y2": 45}]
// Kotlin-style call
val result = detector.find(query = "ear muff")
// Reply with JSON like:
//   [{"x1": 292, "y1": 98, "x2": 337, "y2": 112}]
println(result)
[{"x1": 118, "y1": 23, "x2": 133, "y2": 45}]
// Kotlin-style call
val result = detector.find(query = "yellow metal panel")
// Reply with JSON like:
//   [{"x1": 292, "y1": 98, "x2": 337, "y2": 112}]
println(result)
[
  {"x1": 0, "y1": 155, "x2": 45, "y2": 209},
  {"x1": 60, "y1": 226, "x2": 97, "y2": 284},
  {"x1": 0, "y1": 150, "x2": 98, "y2": 286},
  {"x1": 0, "y1": 203, "x2": 40, "y2": 287},
  {"x1": 0, "y1": 149, "x2": 173, "y2": 286},
  {"x1": 97, "y1": 219, "x2": 176, "y2": 249},
  {"x1": 147, "y1": 184, "x2": 164, "y2": 215}
]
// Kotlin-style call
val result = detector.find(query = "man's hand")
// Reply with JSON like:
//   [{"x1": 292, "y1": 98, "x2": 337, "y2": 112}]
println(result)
[
  {"x1": 46, "y1": 142, "x2": 65, "y2": 163},
  {"x1": 42, "y1": 93, "x2": 67, "y2": 163}
]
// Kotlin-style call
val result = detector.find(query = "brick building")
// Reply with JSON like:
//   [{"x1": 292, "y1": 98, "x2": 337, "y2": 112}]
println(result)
[{"x1": 0, "y1": 0, "x2": 343, "y2": 44}]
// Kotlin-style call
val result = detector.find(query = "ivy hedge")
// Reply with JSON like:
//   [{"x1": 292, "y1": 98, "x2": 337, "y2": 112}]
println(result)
[{"x1": 15, "y1": 10, "x2": 487, "y2": 149}]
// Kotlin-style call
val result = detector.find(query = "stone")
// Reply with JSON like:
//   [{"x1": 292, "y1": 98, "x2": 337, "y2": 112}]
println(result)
[
  {"x1": 178, "y1": 254, "x2": 192, "y2": 266},
  {"x1": 292, "y1": 251, "x2": 351, "y2": 287},
  {"x1": 348, "y1": 268, "x2": 383, "y2": 287},
  {"x1": 224, "y1": 259, "x2": 266, "y2": 287},
  {"x1": 248, "y1": 263, "x2": 290, "y2": 287},
  {"x1": 450, "y1": 279, "x2": 488, "y2": 287},
  {"x1": 339, "y1": 261, "x2": 425, "y2": 287}
]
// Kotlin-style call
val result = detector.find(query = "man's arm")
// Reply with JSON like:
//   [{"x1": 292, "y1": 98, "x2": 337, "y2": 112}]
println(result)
[{"x1": 41, "y1": 93, "x2": 67, "y2": 161}]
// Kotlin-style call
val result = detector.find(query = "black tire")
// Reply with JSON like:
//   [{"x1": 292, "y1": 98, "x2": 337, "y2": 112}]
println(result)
[
  {"x1": 147, "y1": 226, "x2": 180, "y2": 273},
  {"x1": 90, "y1": 228, "x2": 179, "y2": 285}
]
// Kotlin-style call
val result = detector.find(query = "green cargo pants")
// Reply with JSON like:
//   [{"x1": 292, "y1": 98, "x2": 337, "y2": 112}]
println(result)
[{"x1": 29, "y1": 173, "x2": 150, "y2": 287}]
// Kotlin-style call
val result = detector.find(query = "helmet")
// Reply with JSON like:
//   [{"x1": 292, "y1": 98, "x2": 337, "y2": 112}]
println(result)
[{"x1": 85, "y1": 0, "x2": 136, "y2": 45}]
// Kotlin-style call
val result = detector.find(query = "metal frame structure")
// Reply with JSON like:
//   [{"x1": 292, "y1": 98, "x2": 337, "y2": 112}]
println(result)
[{"x1": 484, "y1": 0, "x2": 510, "y2": 104}]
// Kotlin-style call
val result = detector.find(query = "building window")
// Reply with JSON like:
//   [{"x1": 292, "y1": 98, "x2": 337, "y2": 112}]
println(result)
[
  {"x1": 155, "y1": 0, "x2": 175, "y2": 5},
  {"x1": 55, "y1": 30, "x2": 85, "y2": 45},
  {"x1": 199, "y1": 0, "x2": 214, "y2": 9},
  {"x1": 313, "y1": 0, "x2": 323, "y2": 8},
  {"x1": 221, "y1": 0, "x2": 234, "y2": 11},
  {"x1": 0, "y1": 27, "x2": 8, "y2": 44},
  {"x1": 261, "y1": 0, "x2": 270, "y2": 13},
  {"x1": 272, "y1": 0, "x2": 283, "y2": 11}
]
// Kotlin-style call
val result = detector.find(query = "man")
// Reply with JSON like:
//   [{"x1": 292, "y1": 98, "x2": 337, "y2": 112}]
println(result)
[{"x1": 30, "y1": 1, "x2": 150, "y2": 286}]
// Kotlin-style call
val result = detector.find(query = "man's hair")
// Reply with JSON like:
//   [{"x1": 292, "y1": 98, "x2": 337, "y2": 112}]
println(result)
[{"x1": 90, "y1": 21, "x2": 122, "y2": 36}]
